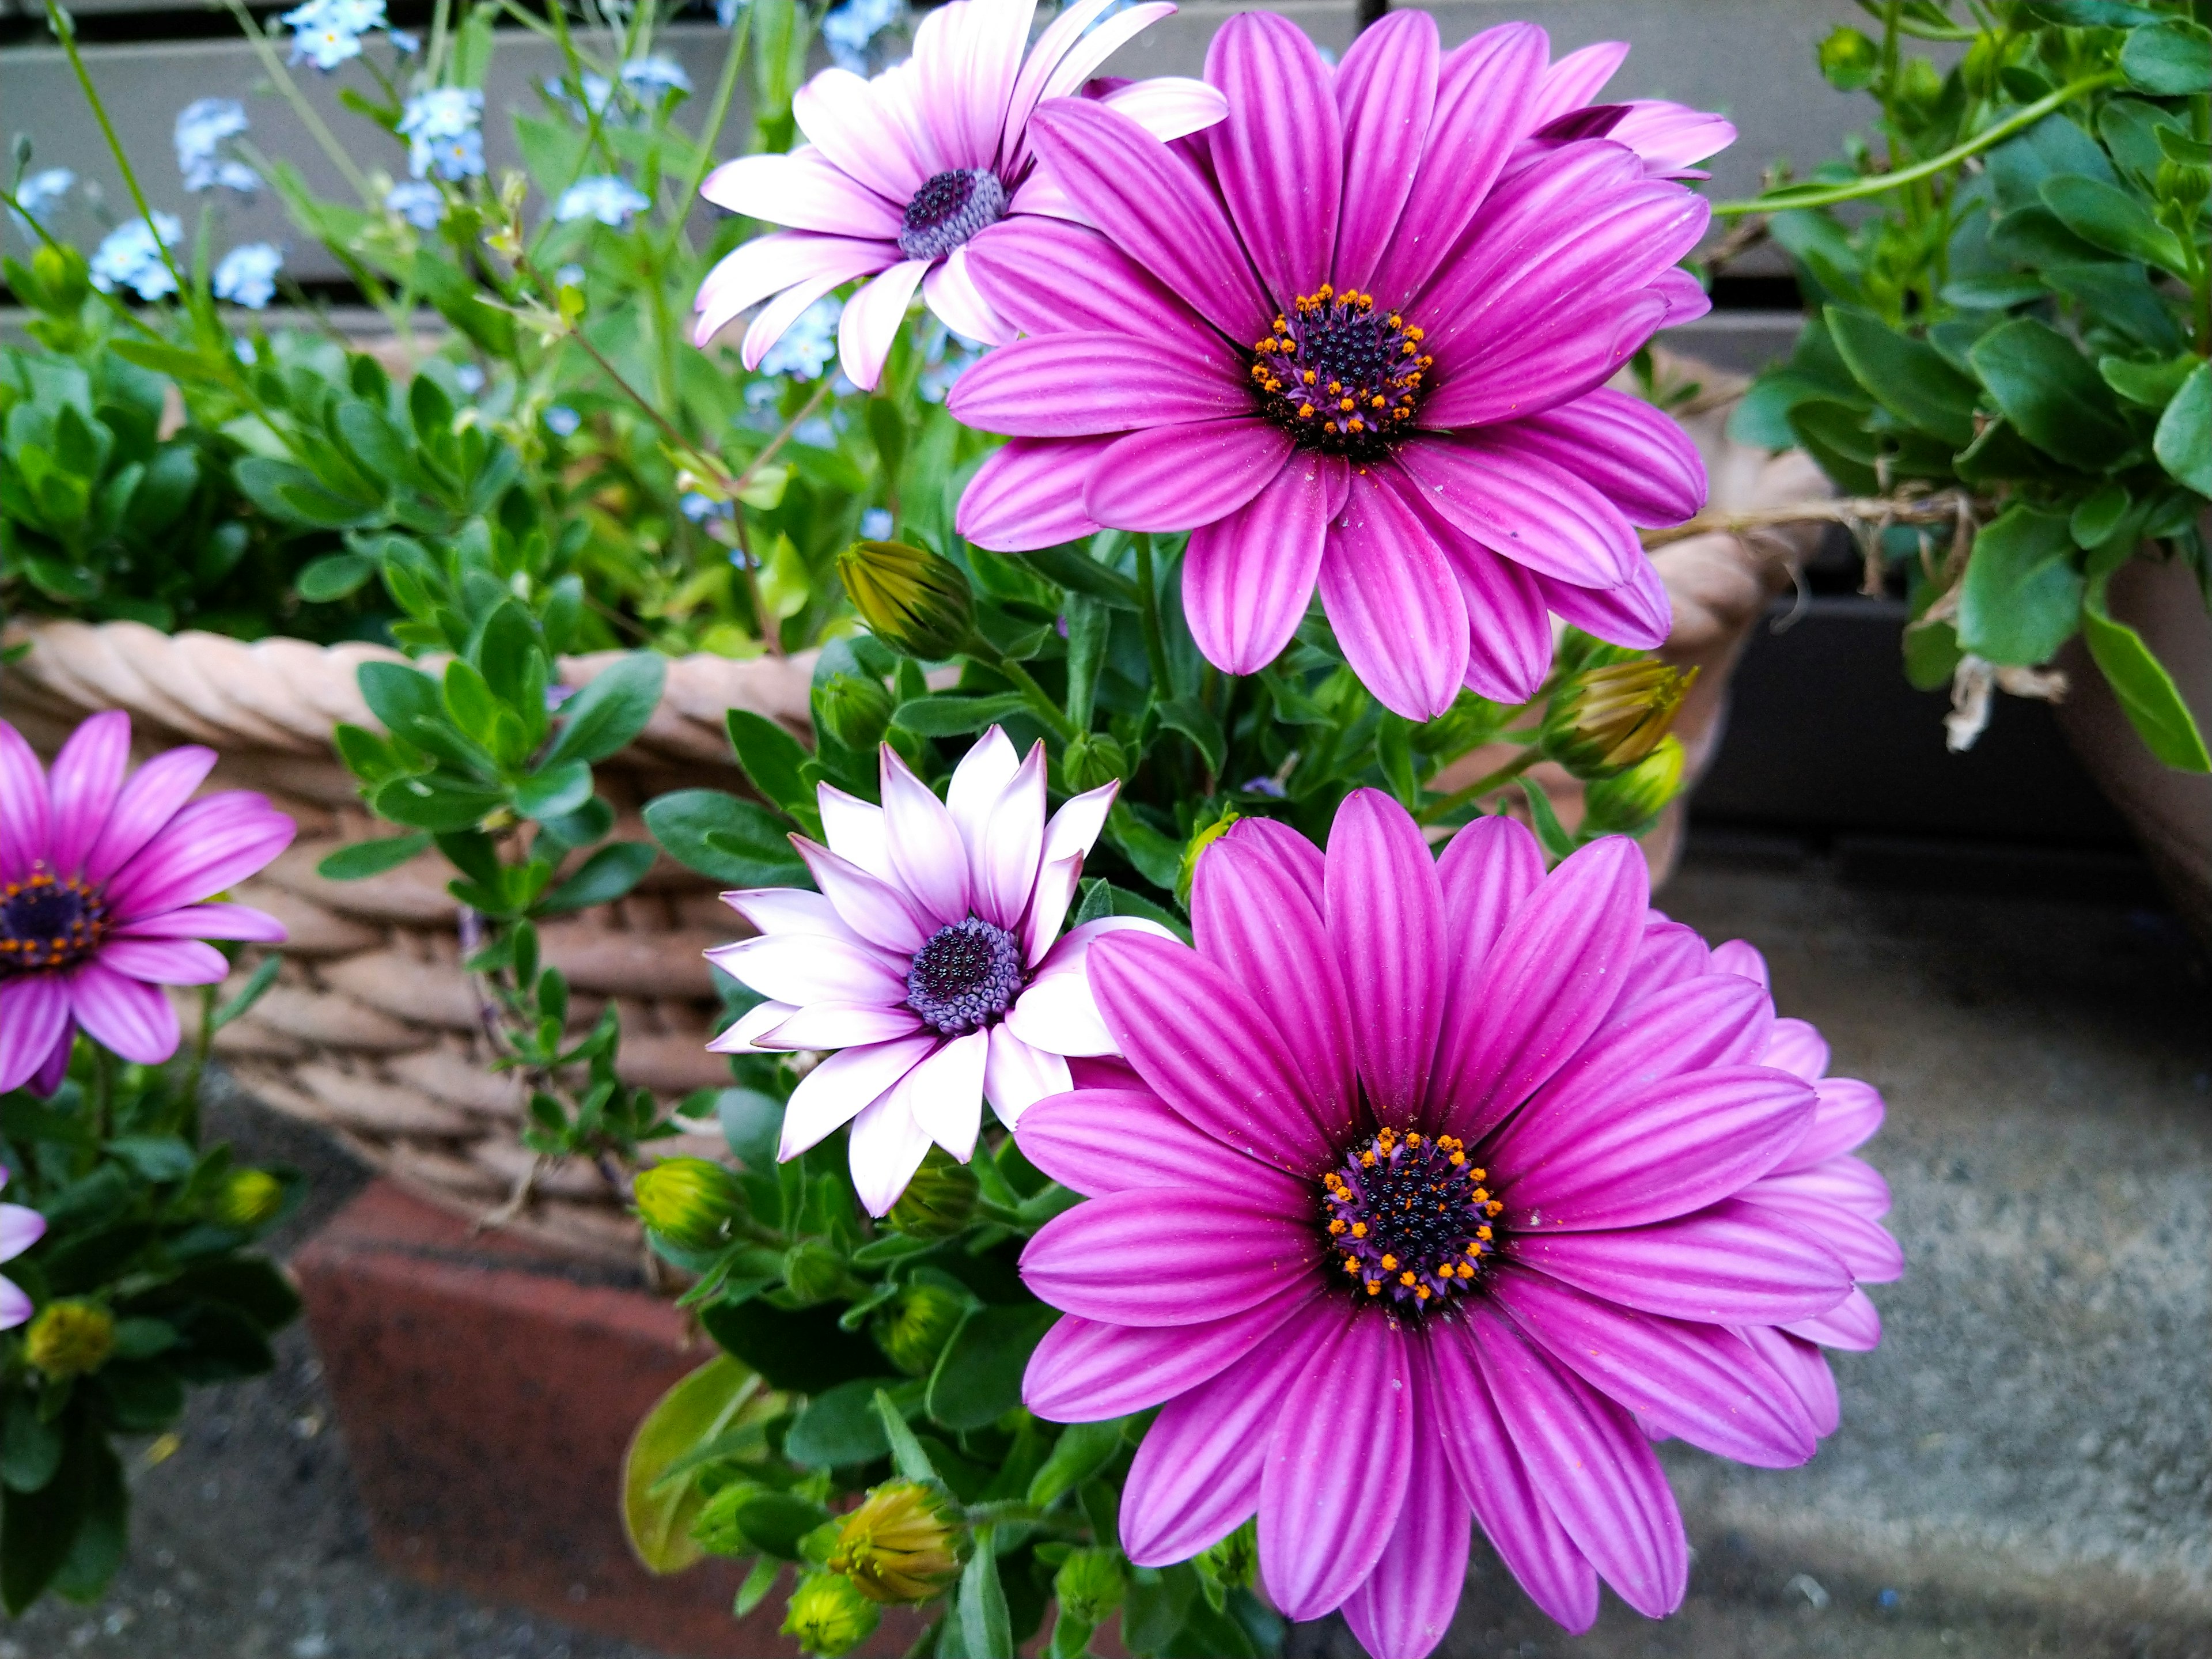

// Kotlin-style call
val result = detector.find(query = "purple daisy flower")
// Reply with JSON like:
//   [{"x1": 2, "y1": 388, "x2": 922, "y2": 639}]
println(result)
[
  {"x1": 691, "y1": 0, "x2": 1228, "y2": 389},
  {"x1": 1012, "y1": 793, "x2": 1895, "y2": 1656},
  {"x1": 0, "y1": 714, "x2": 294, "y2": 1095},
  {"x1": 706, "y1": 728, "x2": 1167, "y2": 1215},
  {"x1": 0, "y1": 1173, "x2": 46, "y2": 1329},
  {"x1": 946, "y1": 12, "x2": 1722, "y2": 721}
]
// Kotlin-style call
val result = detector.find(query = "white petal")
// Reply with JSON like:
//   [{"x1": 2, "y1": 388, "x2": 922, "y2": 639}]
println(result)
[
  {"x1": 1043, "y1": 781, "x2": 1118, "y2": 865},
  {"x1": 905, "y1": 1026, "x2": 992, "y2": 1159},
  {"x1": 1096, "y1": 75, "x2": 1229, "y2": 143},
  {"x1": 791, "y1": 66, "x2": 931, "y2": 203},
  {"x1": 1001, "y1": 0, "x2": 1123, "y2": 174},
  {"x1": 1032, "y1": 914, "x2": 1175, "y2": 977},
  {"x1": 1037, "y1": 2, "x2": 1175, "y2": 103},
  {"x1": 712, "y1": 933, "x2": 910, "y2": 1007},
  {"x1": 983, "y1": 1025, "x2": 1071, "y2": 1130},
  {"x1": 847, "y1": 1077, "x2": 937, "y2": 1217},
  {"x1": 0, "y1": 1277, "x2": 28, "y2": 1331},
  {"x1": 948, "y1": 726, "x2": 1021, "y2": 850},
  {"x1": 779, "y1": 1035, "x2": 939, "y2": 1160},
  {"x1": 817, "y1": 786, "x2": 896, "y2": 882},
  {"x1": 0, "y1": 1205, "x2": 47, "y2": 1264},
  {"x1": 722, "y1": 888, "x2": 870, "y2": 946},
  {"x1": 795, "y1": 836, "x2": 932, "y2": 955},
  {"x1": 923, "y1": 248, "x2": 1016, "y2": 347},
  {"x1": 1021, "y1": 852, "x2": 1084, "y2": 967},
  {"x1": 881, "y1": 746, "x2": 972, "y2": 924},
  {"x1": 1005, "y1": 965, "x2": 1118, "y2": 1057},
  {"x1": 976, "y1": 741, "x2": 1048, "y2": 931},
  {"x1": 838, "y1": 258, "x2": 931, "y2": 392},
  {"x1": 744, "y1": 268, "x2": 865, "y2": 373},
  {"x1": 707, "y1": 999, "x2": 801, "y2": 1054},
  {"x1": 765, "y1": 1001, "x2": 925, "y2": 1050}
]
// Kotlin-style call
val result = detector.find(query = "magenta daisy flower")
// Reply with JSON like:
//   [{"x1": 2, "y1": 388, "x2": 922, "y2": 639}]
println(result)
[
  {"x1": 1012, "y1": 793, "x2": 1894, "y2": 1656},
  {"x1": 946, "y1": 11, "x2": 1721, "y2": 720},
  {"x1": 706, "y1": 728, "x2": 1167, "y2": 1215},
  {"x1": 0, "y1": 1172, "x2": 46, "y2": 1329},
  {"x1": 0, "y1": 713, "x2": 294, "y2": 1095},
  {"x1": 692, "y1": 0, "x2": 1227, "y2": 389}
]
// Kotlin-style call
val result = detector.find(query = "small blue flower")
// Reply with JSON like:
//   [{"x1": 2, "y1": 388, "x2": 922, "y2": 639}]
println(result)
[
  {"x1": 555, "y1": 176, "x2": 650, "y2": 228},
  {"x1": 6, "y1": 168, "x2": 72, "y2": 238},
  {"x1": 555, "y1": 263, "x2": 586, "y2": 289},
  {"x1": 860, "y1": 507, "x2": 893, "y2": 540},
  {"x1": 544, "y1": 405, "x2": 582, "y2": 438},
  {"x1": 175, "y1": 98, "x2": 249, "y2": 190},
  {"x1": 619, "y1": 55, "x2": 691, "y2": 96},
  {"x1": 454, "y1": 362, "x2": 486, "y2": 395},
  {"x1": 281, "y1": 0, "x2": 386, "y2": 70},
  {"x1": 793, "y1": 417, "x2": 837, "y2": 449},
  {"x1": 214, "y1": 242, "x2": 283, "y2": 309},
  {"x1": 759, "y1": 296, "x2": 840, "y2": 381},
  {"x1": 1240, "y1": 775, "x2": 1288, "y2": 798},
  {"x1": 544, "y1": 71, "x2": 619, "y2": 125},
  {"x1": 89, "y1": 214, "x2": 183, "y2": 301},
  {"x1": 387, "y1": 28, "x2": 419, "y2": 53},
  {"x1": 821, "y1": 0, "x2": 904, "y2": 73},
  {"x1": 384, "y1": 180, "x2": 443, "y2": 229},
  {"x1": 400, "y1": 88, "x2": 484, "y2": 179},
  {"x1": 680, "y1": 491, "x2": 729, "y2": 524}
]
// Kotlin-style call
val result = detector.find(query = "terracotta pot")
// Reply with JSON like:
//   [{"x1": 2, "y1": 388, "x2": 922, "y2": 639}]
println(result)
[
  {"x1": 0, "y1": 619, "x2": 814, "y2": 1264},
  {"x1": 2052, "y1": 549, "x2": 2212, "y2": 948}
]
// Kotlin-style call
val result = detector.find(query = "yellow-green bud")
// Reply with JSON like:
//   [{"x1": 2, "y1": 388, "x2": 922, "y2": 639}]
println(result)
[
  {"x1": 1061, "y1": 733, "x2": 1132, "y2": 794},
  {"x1": 885, "y1": 1148, "x2": 979, "y2": 1240},
  {"x1": 210, "y1": 1168, "x2": 285, "y2": 1229},
  {"x1": 873, "y1": 1283, "x2": 968, "y2": 1377},
  {"x1": 1175, "y1": 806, "x2": 1241, "y2": 908},
  {"x1": 1054, "y1": 1546, "x2": 1126, "y2": 1625},
  {"x1": 827, "y1": 1479, "x2": 966, "y2": 1603},
  {"x1": 1582, "y1": 733, "x2": 1687, "y2": 835},
  {"x1": 26, "y1": 1301, "x2": 115, "y2": 1381},
  {"x1": 782, "y1": 1241, "x2": 850, "y2": 1305},
  {"x1": 1539, "y1": 657, "x2": 1696, "y2": 781},
  {"x1": 1196, "y1": 1518, "x2": 1257, "y2": 1592},
  {"x1": 818, "y1": 671, "x2": 896, "y2": 752},
  {"x1": 783, "y1": 1570, "x2": 881, "y2": 1656},
  {"x1": 838, "y1": 540, "x2": 975, "y2": 661},
  {"x1": 632, "y1": 1157, "x2": 745, "y2": 1251}
]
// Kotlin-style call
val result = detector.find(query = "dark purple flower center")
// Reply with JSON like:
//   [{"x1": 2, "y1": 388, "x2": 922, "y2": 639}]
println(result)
[
  {"x1": 1323, "y1": 1127, "x2": 1499, "y2": 1312},
  {"x1": 906, "y1": 916, "x2": 1023, "y2": 1036},
  {"x1": 1250, "y1": 285, "x2": 1431, "y2": 462},
  {"x1": 0, "y1": 868, "x2": 108, "y2": 976},
  {"x1": 898, "y1": 168, "x2": 1007, "y2": 262}
]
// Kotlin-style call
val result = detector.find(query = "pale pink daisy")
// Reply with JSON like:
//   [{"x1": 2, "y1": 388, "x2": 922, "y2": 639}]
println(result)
[
  {"x1": 0, "y1": 1172, "x2": 44, "y2": 1329},
  {"x1": 692, "y1": 0, "x2": 1228, "y2": 388},
  {"x1": 707, "y1": 727, "x2": 1168, "y2": 1214}
]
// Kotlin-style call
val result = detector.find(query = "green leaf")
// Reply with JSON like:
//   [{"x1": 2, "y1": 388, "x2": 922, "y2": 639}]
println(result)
[
  {"x1": 2039, "y1": 177, "x2": 2191, "y2": 277},
  {"x1": 2081, "y1": 575, "x2": 2211, "y2": 772},
  {"x1": 1786, "y1": 399, "x2": 1883, "y2": 496},
  {"x1": 643, "y1": 789, "x2": 809, "y2": 887},
  {"x1": 295, "y1": 552, "x2": 377, "y2": 602},
  {"x1": 874, "y1": 1387, "x2": 941, "y2": 1483},
  {"x1": 1956, "y1": 506, "x2": 2083, "y2": 667},
  {"x1": 1824, "y1": 306, "x2": 1982, "y2": 446},
  {"x1": 208, "y1": 953, "x2": 282, "y2": 1031},
  {"x1": 1027, "y1": 1419, "x2": 1126, "y2": 1510},
  {"x1": 512, "y1": 761, "x2": 594, "y2": 823},
  {"x1": 1157, "y1": 696, "x2": 1226, "y2": 775},
  {"x1": 955, "y1": 1526, "x2": 1012, "y2": 1659},
  {"x1": 1968, "y1": 319, "x2": 2136, "y2": 471},
  {"x1": 44, "y1": 1434, "x2": 123, "y2": 1604},
  {"x1": 539, "y1": 842, "x2": 655, "y2": 914},
  {"x1": 2070, "y1": 483, "x2": 2133, "y2": 551},
  {"x1": 2100, "y1": 353, "x2": 2202, "y2": 411},
  {"x1": 2120, "y1": 19, "x2": 2211, "y2": 96},
  {"x1": 541, "y1": 654, "x2": 666, "y2": 767},
  {"x1": 316, "y1": 833, "x2": 432, "y2": 880},
  {"x1": 1020, "y1": 542, "x2": 1139, "y2": 607},
  {"x1": 1104, "y1": 809, "x2": 1184, "y2": 893},
  {"x1": 1517, "y1": 780, "x2": 1578, "y2": 862},
  {"x1": 699, "y1": 1299, "x2": 887, "y2": 1396},
  {"x1": 620, "y1": 1355, "x2": 778, "y2": 1575},
  {"x1": 410, "y1": 249, "x2": 516, "y2": 357},
  {"x1": 370, "y1": 772, "x2": 506, "y2": 832},
  {"x1": 1071, "y1": 877, "x2": 1191, "y2": 941},
  {"x1": 0, "y1": 1399, "x2": 61, "y2": 1495},
  {"x1": 725, "y1": 710, "x2": 816, "y2": 823},
  {"x1": 108, "y1": 337, "x2": 232, "y2": 387},
  {"x1": 104, "y1": 1135, "x2": 195, "y2": 1181},
  {"x1": 233, "y1": 457, "x2": 381, "y2": 529},
  {"x1": 891, "y1": 694, "x2": 1031, "y2": 736},
  {"x1": 2153, "y1": 362, "x2": 2212, "y2": 496},
  {"x1": 0, "y1": 1423, "x2": 88, "y2": 1611},
  {"x1": 925, "y1": 1303, "x2": 1057, "y2": 1431},
  {"x1": 91, "y1": 1360, "x2": 184, "y2": 1431},
  {"x1": 783, "y1": 1376, "x2": 911, "y2": 1467},
  {"x1": 733, "y1": 1491, "x2": 834, "y2": 1558}
]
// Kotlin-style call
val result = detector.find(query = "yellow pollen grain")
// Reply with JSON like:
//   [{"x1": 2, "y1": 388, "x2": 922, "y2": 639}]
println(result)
[
  {"x1": 1365, "y1": 1279, "x2": 1380, "y2": 1296},
  {"x1": 1476, "y1": 1226, "x2": 1492, "y2": 1240},
  {"x1": 1380, "y1": 1254, "x2": 1397, "y2": 1271},
  {"x1": 1350, "y1": 1222, "x2": 1367, "y2": 1238},
  {"x1": 1400, "y1": 1271, "x2": 1416, "y2": 1287},
  {"x1": 1298, "y1": 403, "x2": 1315, "y2": 418},
  {"x1": 1349, "y1": 418, "x2": 1364, "y2": 431},
  {"x1": 1302, "y1": 369, "x2": 1317, "y2": 384},
  {"x1": 1416, "y1": 1285, "x2": 1431, "y2": 1301},
  {"x1": 1328, "y1": 1218, "x2": 1346, "y2": 1234}
]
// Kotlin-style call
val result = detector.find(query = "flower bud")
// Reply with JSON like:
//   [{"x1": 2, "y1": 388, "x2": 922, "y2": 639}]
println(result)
[
  {"x1": 1054, "y1": 1546, "x2": 1126, "y2": 1626},
  {"x1": 1196, "y1": 1518, "x2": 1257, "y2": 1592},
  {"x1": 873, "y1": 1282, "x2": 968, "y2": 1377},
  {"x1": 1060, "y1": 733, "x2": 1131, "y2": 794},
  {"x1": 837, "y1": 540, "x2": 974, "y2": 661},
  {"x1": 1176, "y1": 807, "x2": 1240, "y2": 909},
  {"x1": 1539, "y1": 657, "x2": 1696, "y2": 781},
  {"x1": 818, "y1": 671, "x2": 895, "y2": 753},
  {"x1": 827, "y1": 1479, "x2": 967, "y2": 1603},
  {"x1": 782, "y1": 1241, "x2": 851, "y2": 1305},
  {"x1": 783, "y1": 1570, "x2": 881, "y2": 1657},
  {"x1": 632, "y1": 1157, "x2": 745, "y2": 1251},
  {"x1": 885, "y1": 1147, "x2": 979, "y2": 1240},
  {"x1": 209, "y1": 1168, "x2": 285, "y2": 1229},
  {"x1": 26, "y1": 1301, "x2": 115, "y2": 1381},
  {"x1": 1582, "y1": 733, "x2": 1687, "y2": 834}
]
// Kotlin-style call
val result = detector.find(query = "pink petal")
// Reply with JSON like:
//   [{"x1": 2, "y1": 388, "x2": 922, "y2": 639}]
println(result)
[
  {"x1": 1434, "y1": 815, "x2": 1546, "y2": 1071},
  {"x1": 0, "y1": 974, "x2": 71, "y2": 1094},
  {"x1": 1709, "y1": 939, "x2": 1770, "y2": 987},
  {"x1": 957, "y1": 434, "x2": 1113, "y2": 551},
  {"x1": 949, "y1": 331, "x2": 1245, "y2": 436},
  {"x1": 1423, "y1": 1327, "x2": 1600, "y2": 1633},
  {"x1": 1459, "y1": 1302, "x2": 1688, "y2": 1619},
  {"x1": 724, "y1": 885, "x2": 873, "y2": 945},
  {"x1": 838, "y1": 257, "x2": 932, "y2": 391},
  {"x1": 1332, "y1": 10, "x2": 1441, "y2": 294},
  {"x1": 1324, "y1": 790, "x2": 1447, "y2": 1125},
  {"x1": 1494, "y1": 388, "x2": 1707, "y2": 527},
  {"x1": 815, "y1": 788, "x2": 895, "y2": 881},
  {"x1": 1494, "y1": 1065, "x2": 1817, "y2": 1233},
  {"x1": 1040, "y1": 782, "x2": 1119, "y2": 868},
  {"x1": 1001, "y1": 0, "x2": 1126, "y2": 171},
  {"x1": 1385, "y1": 465, "x2": 1554, "y2": 703},
  {"x1": 44, "y1": 710, "x2": 131, "y2": 877},
  {"x1": 712, "y1": 932, "x2": 910, "y2": 1008},
  {"x1": 1787, "y1": 1286, "x2": 1883, "y2": 1352},
  {"x1": 1765, "y1": 1016, "x2": 1831, "y2": 1082},
  {"x1": 1084, "y1": 418, "x2": 1294, "y2": 535},
  {"x1": 791, "y1": 66, "x2": 931, "y2": 202},
  {"x1": 0, "y1": 721, "x2": 50, "y2": 887},
  {"x1": 1004, "y1": 956, "x2": 1118, "y2": 1055},
  {"x1": 779, "y1": 1035, "x2": 938, "y2": 1159},
  {"x1": 28, "y1": 1024, "x2": 74, "y2": 1097},
  {"x1": 0, "y1": 1205, "x2": 48, "y2": 1263},
  {"x1": 700, "y1": 146, "x2": 904, "y2": 239},
  {"x1": 1491, "y1": 1269, "x2": 1819, "y2": 1467},
  {"x1": 879, "y1": 746, "x2": 971, "y2": 924},
  {"x1": 79, "y1": 744, "x2": 215, "y2": 888},
  {"x1": 1340, "y1": 1411, "x2": 1471, "y2": 1659},
  {"x1": 1422, "y1": 289, "x2": 1670, "y2": 430},
  {"x1": 1753, "y1": 1156, "x2": 1892, "y2": 1221},
  {"x1": 1183, "y1": 452, "x2": 1335, "y2": 675},
  {"x1": 1259, "y1": 1308, "x2": 1412, "y2": 1619},
  {"x1": 1205, "y1": 12, "x2": 1342, "y2": 308},
  {"x1": 1737, "y1": 1185, "x2": 1904, "y2": 1283},
  {"x1": 707, "y1": 999, "x2": 800, "y2": 1055},
  {"x1": 1514, "y1": 1198, "x2": 1853, "y2": 1323},
  {"x1": 1316, "y1": 469, "x2": 1470, "y2": 720},
  {"x1": 694, "y1": 231, "x2": 896, "y2": 346},
  {"x1": 1088, "y1": 929, "x2": 1340, "y2": 1175},
  {"x1": 980, "y1": 1025, "x2": 1069, "y2": 1129},
  {"x1": 96, "y1": 938, "x2": 228, "y2": 986},
  {"x1": 64, "y1": 958, "x2": 181, "y2": 1065},
  {"x1": 967, "y1": 737, "x2": 1046, "y2": 930},
  {"x1": 1391, "y1": 431, "x2": 1642, "y2": 588},
  {"x1": 793, "y1": 836, "x2": 931, "y2": 955},
  {"x1": 1738, "y1": 1324, "x2": 1840, "y2": 1439},
  {"x1": 1120, "y1": 1306, "x2": 1329, "y2": 1565},
  {"x1": 102, "y1": 796, "x2": 294, "y2": 923},
  {"x1": 1025, "y1": 98, "x2": 1272, "y2": 339},
  {"x1": 1612, "y1": 100, "x2": 1738, "y2": 177},
  {"x1": 963, "y1": 216, "x2": 1222, "y2": 354},
  {"x1": 743, "y1": 267, "x2": 874, "y2": 373},
  {"x1": 946, "y1": 727, "x2": 1020, "y2": 840},
  {"x1": 1221, "y1": 817, "x2": 1325, "y2": 910},
  {"x1": 1092, "y1": 75, "x2": 1229, "y2": 145},
  {"x1": 1025, "y1": 1282, "x2": 1316, "y2": 1422},
  {"x1": 1528, "y1": 41, "x2": 1628, "y2": 126},
  {"x1": 115, "y1": 902, "x2": 286, "y2": 943},
  {"x1": 1033, "y1": 3, "x2": 1177, "y2": 109},
  {"x1": 1430, "y1": 836, "x2": 1649, "y2": 1143},
  {"x1": 1192, "y1": 835, "x2": 1360, "y2": 1134},
  {"x1": 0, "y1": 1277, "x2": 29, "y2": 1331},
  {"x1": 1020, "y1": 1185, "x2": 1315, "y2": 1326},
  {"x1": 1538, "y1": 562, "x2": 1673, "y2": 653},
  {"x1": 1776, "y1": 1077, "x2": 1886, "y2": 1172},
  {"x1": 1612, "y1": 915, "x2": 1721, "y2": 1011},
  {"x1": 1016, "y1": 1085, "x2": 1311, "y2": 1205}
]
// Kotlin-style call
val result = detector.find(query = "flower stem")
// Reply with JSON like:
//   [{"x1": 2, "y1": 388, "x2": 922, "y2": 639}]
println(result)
[
  {"x1": 1131, "y1": 532, "x2": 1173, "y2": 695},
  {"x1": 970, "y1": 642, "x2": 1079, "y2": 742},
  {"x1": 1416, "y1": 745, "x2": 1540, "y2": 825}
]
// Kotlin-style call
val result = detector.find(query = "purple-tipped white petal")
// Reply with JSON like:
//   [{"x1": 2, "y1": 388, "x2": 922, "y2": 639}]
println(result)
[
  {"x1": 838, "y1": 258, "x2": 931, "y2": 391},
  {"x1": 905, "y1": 1025, "x2": 991, "y2": 1159},
  {"x1": 982, "y1": 1025, "x2": 1071, "y2": 1128},
  {"x1": 880, "y1": 747, "x2": 972, "y2": 924},
  {"x1": 779, "y1": 1035, "x2": 938, "y2": 1160}
]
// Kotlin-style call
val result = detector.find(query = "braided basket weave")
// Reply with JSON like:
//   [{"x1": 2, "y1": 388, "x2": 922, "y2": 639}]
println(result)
[{"x1": 0, "y1": 620, "x2": 814, "y2": 1264}]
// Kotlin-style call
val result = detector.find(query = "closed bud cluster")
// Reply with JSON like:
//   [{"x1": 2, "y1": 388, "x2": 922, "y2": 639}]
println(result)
[
  {"x1": 782, "y1": 1241, "x2": 851, "y2": 1304},
  {"x1": 885, "y1": 1148, "x2": 979, "y2": 1239},
  {"x1": 1054, "y1": 1546, "x2": 1127, "y2": 1625},
  {"x1": 783, "y1": 1570, "x2": 881, "y2": 1656},
  {"x1": 632, "y1": 1157, "x2": 745, "y2": 1251},
  {"x1": 872, "y1": 1282, "x2": 968, "y2": 1376},
  {"x1": 26, "y1": 1301, "x2": 115, "y2": 1381},
  {"x1": 837, "y1": 540, "x2": 974, "y2": 660},
  {"x1": 1539, "y1": 657, "x2": 1696, "y2": 781},
  {"x1": 210, "y1": 1168, "x2": 285, "y2": 1229},
  {"x1": 826, "y1": 1479, "x2": 967, "y2": 1603},
  {"x1": 1582, "y1": 734, "x2": 1687, "y2": 834},
  {"x1": 1061, "y1": 732, "x2": 1131, "y2": 794},
  {"x1": 1196, "y1": 1518, "x2": 1258, "y2": 1592},
  {"x1": 818, "y1": 671, "x2": 896, "y2": 752}
]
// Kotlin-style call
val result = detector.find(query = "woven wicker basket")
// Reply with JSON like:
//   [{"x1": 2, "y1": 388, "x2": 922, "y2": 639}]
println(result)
[{"x1": 0, "y1": 619, "x2": 813, "y2": 1264}]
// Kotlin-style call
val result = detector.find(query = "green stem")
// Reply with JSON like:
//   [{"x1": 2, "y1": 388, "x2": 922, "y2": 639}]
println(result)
[
  {"x1": 971, "y1": 643, "x2": 1080, "y2": 742},
  {"x1": 46, "y1": 1, "x2": 192, "y2": 303},
  {"x1": 1711, "y1": 71, "x2": 2124, "y2": 217},
  {"x1": 1415, "y1": 745, "x2": 1541, "y2": 825},
  {"x1": 92, "y1": 1046, "x2": 117, "y2": 1143},
  {"x1": 662, "y1": 10, "x2": 753, "y2": 266},
  {"x1": 218, "y1": 0, "x2": 377, "y2": 204},
  {"x1": 1131, "y1": 532, "x2": 1173, "y2": 695},
  {"x1": 179, "y1": 982, "x2": 217, "y2": 1144}
]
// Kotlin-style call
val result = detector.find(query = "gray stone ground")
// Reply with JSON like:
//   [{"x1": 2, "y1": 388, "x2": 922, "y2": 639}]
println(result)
[{"x1": 4, "y1": 838, "x2": 2208, "y2": 1659}]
